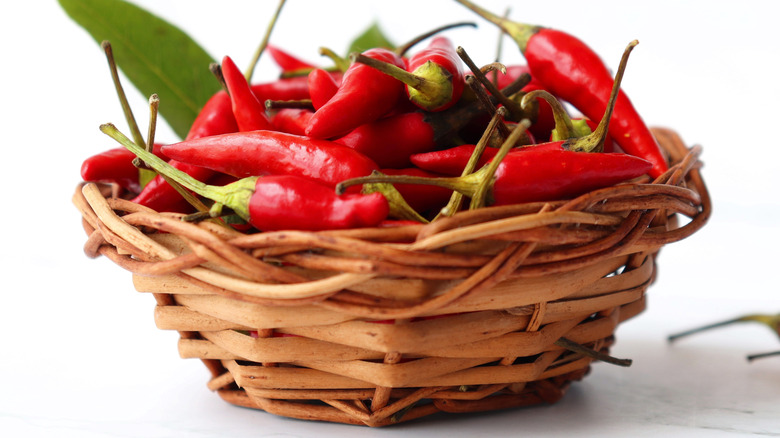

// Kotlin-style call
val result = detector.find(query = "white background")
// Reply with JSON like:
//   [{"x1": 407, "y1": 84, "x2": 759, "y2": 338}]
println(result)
[{"x1": 1, "y1": 1, "x2": 778, "y2": 436}]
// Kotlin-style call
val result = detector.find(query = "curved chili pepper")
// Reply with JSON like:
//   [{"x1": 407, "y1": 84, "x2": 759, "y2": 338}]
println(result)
[
  {"x1": 307, "y1": 68, "x2": 340, "y2": 110},
  {"x1": 101, "y1": 124, "x2": 389, "y2": 231},
  {"x1": 270, "y1": 108, "x2": 314, "y2": 136},
  {"x1": 221, "y1": 55, "x2": 275, "y2": 132},
  {"x1": 306, "y1": 48, "x2": 407, "y2": 139},
  {"x1": 80, "y1": 144, "x2": 168, "y2": 193},
  {"x1": 131, "y1": 89, "x2": 238, "y2": 212},
  {"x1": 266, "y1": 44, "x2": 316, "y2": 73},
  {"x1": 455, "y1": 0, "x2": 667, "y2": 178},
  {"x1": 410, "y1": 142, "x2": 559, "y2": 176},
  {"x1": 334, "y1": 111, "x2": 436, "y2": 168},
  {"x1": 249, "y1": 75, "x2": 314, "y2": 102},
  {"x1": 160, "y1": 130, "x2": 380, "y2": 189}
]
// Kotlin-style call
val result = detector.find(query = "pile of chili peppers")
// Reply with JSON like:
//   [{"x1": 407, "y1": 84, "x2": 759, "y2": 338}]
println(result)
[{"x1": 85, "y1": 0, "x2": 669, "y2": 232}]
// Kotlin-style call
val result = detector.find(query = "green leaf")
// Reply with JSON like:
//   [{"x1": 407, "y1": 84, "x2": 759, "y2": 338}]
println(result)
[
  {"x1": 58, "y1": 0, "x2": 220, "y2": 140},
  {"x1": 347, "y1": 22, "x2": 395, "y2": 55}
]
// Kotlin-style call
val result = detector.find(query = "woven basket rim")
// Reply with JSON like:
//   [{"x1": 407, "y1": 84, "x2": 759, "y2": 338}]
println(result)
[{"x1": 73, "y1": 127, "x2": 710, "y2": 313}]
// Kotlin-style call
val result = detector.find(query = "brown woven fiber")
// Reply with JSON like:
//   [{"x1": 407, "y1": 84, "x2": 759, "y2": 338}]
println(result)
[{"x1": 73, "y1": 127, "x2": 709, "y2": 427}]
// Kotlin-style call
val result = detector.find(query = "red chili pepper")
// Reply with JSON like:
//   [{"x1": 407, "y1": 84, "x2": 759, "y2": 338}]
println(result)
[
  {"x1": 80, "y1": 144, "x2": 168, "y2": 193},
  {"x1": 456, "y1": 0, "x2": 668, "y2": 178},
  {"x1": 160, "y1": 130, "x2": 380, "y2": 189},
  {"x1": 183, "y1": 90, "x2": 240, "y2": 141},
  {"x1": 488, "y1": 146, "x2": 652, "y2": 204},
  {"x1": 131, "y1": 90, "x2": 239, "y2": 212},
  {"x1": 305, "y1": 48, "x2": 407, "y2": 139},
  {"x1": 221, "y1": 55, "x2": 275, "y2": 132},
  {"x1": 250, "y1": 75, "x2": 314, "y2": 102},
  {"x1": 379, "y1": 168, "x2": 452, "y2": 213},
  {"x1": 341, "y1": 141, "x2": 651, "y2": 206},
  {"x1": 270, "y1": 108, "x2": 314, "y2": 136},
  {"x1": 334, "y1": 112, "x2": 436, "y2": 168},
  {"x1": 307, "y1": 68, "x2": 340, "y2": 110},
  {"x1": 101, "y1": 124, "x2": 389, "y2": 231},
  {"x1": 266, "y1": 44, "x2": 316, "y2": 73},
  {"x1": 410, "y1": 142, "x2": 558, "y2": 176}
]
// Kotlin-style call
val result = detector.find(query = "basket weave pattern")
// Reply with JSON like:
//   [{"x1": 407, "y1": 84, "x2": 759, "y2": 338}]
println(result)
[{"x1": 73, "y1": 127, "x2": 709, "y2": 426}]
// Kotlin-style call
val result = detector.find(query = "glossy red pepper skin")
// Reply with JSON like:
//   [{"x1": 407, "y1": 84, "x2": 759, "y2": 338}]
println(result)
[
  {"x1": 132, "y1": 90, "x2": 239, "y2": 212},
  {"x1": 379, "y1": 168, "x2": 452, "y2": 213},
  {"x1": 306, "y1": 48, "x2": 407, "y2": 139},
  {"x1": 410, "y1": 142, "x2": 562, "y2": 176},
  {"x1": 307, "y1": 68, "x2": 340, "y2": 110},
  {"x1": 490, "y1": 143, "x2": 652, "y2": 204},
  {"x1": 334, "y1": 111, "x2": 436, "y2": 169},
  {"x1": 160, "y1": 130, "x2": 380, "y2": 189},
  {"x1": 405, "y1": 36, "x2": 465, "y2": 112},
  {"x1": 248, "y1": 175, "x2": 389, "y2": 231},
  {"x1": 250, "y1": 76, "x2": 313, "y2": 102},
  {"x1": 221, "y1": 55, "x2": 275, "y2": 132},
  {"x1": 270, "y1": 108, "x2": 314, "y2": 136},
  {"x1": 80, "y1": 144, "x2": 168, "y2": 193},
  {"x1": 266, "y1": 44, "x2": 316, "y2": 72}
]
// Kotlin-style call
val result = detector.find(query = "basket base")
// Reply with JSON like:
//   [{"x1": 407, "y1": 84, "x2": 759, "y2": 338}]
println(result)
[{"x1": 215, "y1": 366, "x2": 591, "y2": 427}]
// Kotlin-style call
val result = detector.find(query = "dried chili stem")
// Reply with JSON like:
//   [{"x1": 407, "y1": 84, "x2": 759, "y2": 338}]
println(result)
[
  {"x1": 245, "y1": 0, "x2": 287, "y2": 82},
  {"x1": 555, "y1": 337, "x2": 633, "y2": 367}
]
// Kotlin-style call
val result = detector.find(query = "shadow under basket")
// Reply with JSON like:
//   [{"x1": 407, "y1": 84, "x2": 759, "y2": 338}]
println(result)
[{"x1": 73, "y1": 127, "x2": 710, "y2": 427}]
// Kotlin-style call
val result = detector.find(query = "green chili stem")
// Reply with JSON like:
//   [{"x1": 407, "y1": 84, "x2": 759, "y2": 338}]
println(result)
[
  {"x1": 101, "y1": 41, "x2": 146, "y2": 149},
  {"x1": 361, "y1": 173, "x2": 429, "y2": 224},
  {"x1": 668, "y1": 313, "x2": 780, "y2": 343},
  {"x1": 245, "y1": 0, "x2": 287, "y2": 82},
  {"x1": 319, "y1": 47, "x2": 350, "y2": 73},
  {"x1": 453, "y1": 0, "x2": 541, "y2": 53},
  {"x1": 394, "y1": 21, "x2": 477, "y2": 56},
  {"x1": 136, "y1": 94, "x2": 159, "y2": 187},
  {"x1": 468, "y1": 118, "x2": 531, "y2": 209},
  {"x1": 350, "y1": 52, "x2": 438, "y2": 97}
]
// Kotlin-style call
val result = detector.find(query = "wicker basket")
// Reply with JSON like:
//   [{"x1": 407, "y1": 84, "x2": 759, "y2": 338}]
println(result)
[{"x1": 73, "y1": 127, "x2": 709, "y2": 427}]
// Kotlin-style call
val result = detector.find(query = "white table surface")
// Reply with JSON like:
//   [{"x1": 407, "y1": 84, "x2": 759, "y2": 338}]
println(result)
[{"x1": 1, "y1": 1, "x2": 778, "y2": 436}]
